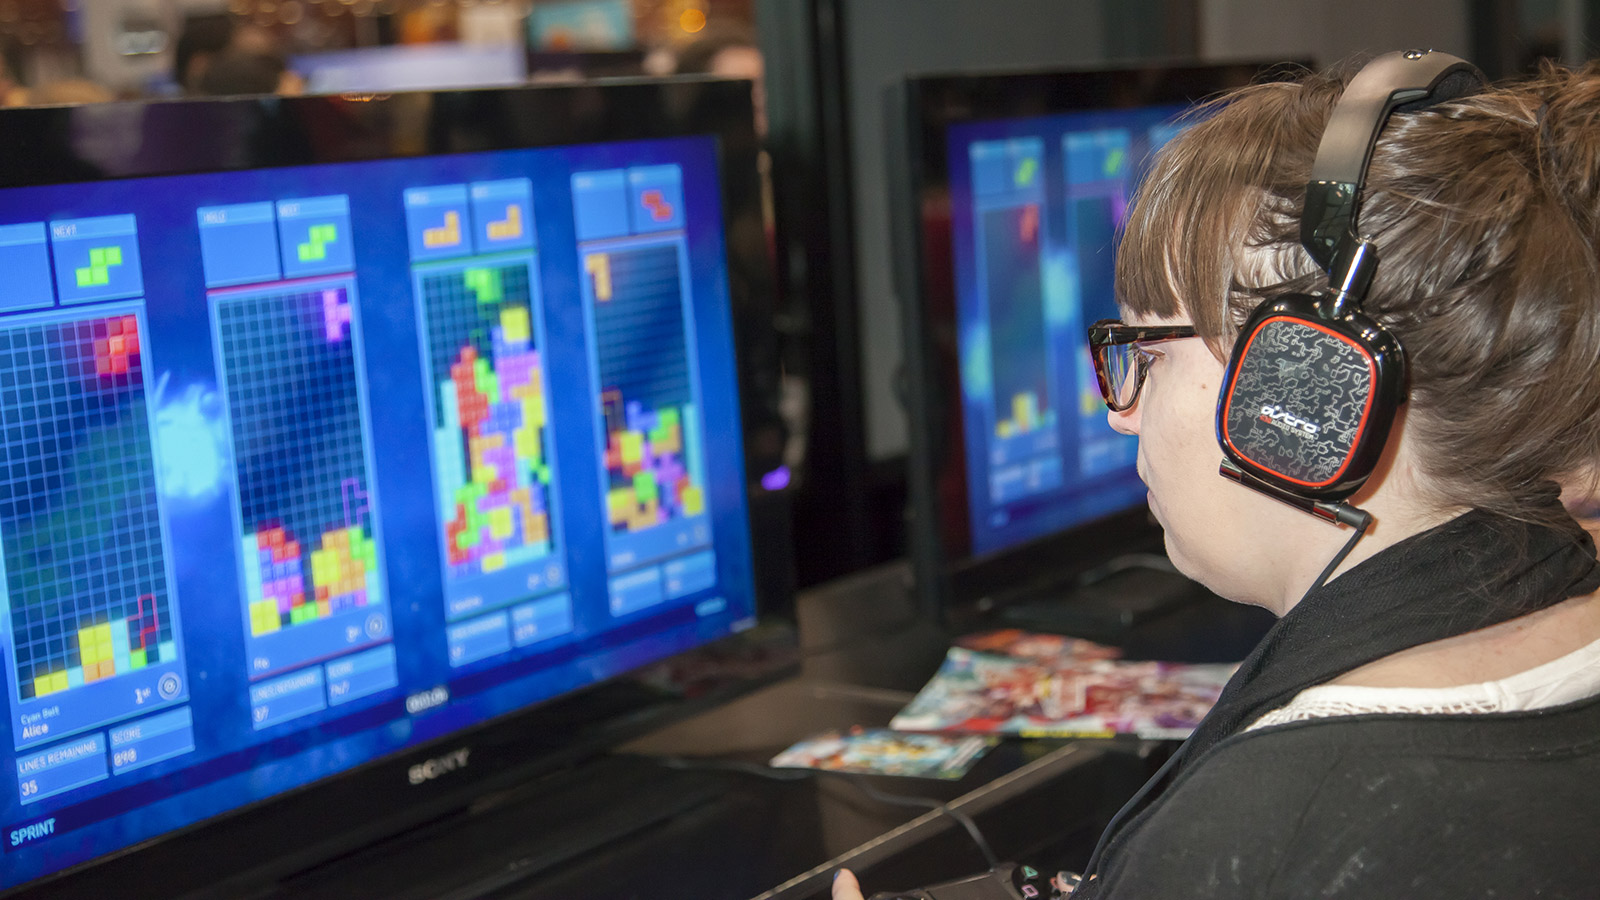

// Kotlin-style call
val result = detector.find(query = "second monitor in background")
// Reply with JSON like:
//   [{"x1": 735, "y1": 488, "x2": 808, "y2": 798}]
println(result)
[{"x1": 889, "y1": 62, "x2": 1288, "y2": 641}]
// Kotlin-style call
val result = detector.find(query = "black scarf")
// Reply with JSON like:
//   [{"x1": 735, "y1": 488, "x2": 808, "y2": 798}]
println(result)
[{"x1": 1085, "y1": 498, "x2": 1600, "y2": 888}]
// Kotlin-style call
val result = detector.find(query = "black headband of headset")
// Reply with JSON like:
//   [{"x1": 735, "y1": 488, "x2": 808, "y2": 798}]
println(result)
[{"x1": 1300, "y1": 50, "x2": 1485, "y2": 275}]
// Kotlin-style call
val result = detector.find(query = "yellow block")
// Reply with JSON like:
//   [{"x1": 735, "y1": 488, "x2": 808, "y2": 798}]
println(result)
[
  {"x1": 529, "y1": 391, "x2": 546, "y2": 429},
  {"x1": 49, "y1": 671, "x2": 69, "y2": 695},
  {"x1": 79, "y1": 628, "x2": 102, "y2": 665},
  {"x1": 607, "y1": 488, "x2": 633, "y2": 524},
  {"x1": 489, "y1": 506, "x2": 514, "y2": 539},
  {"x1": 586, "y1": 252, "x2": 613, "y2": 301},
  {"x1": 253, "y1": 601, "x2": 281, "y2": 635},
  {"x1": 620, "y1": 431, "x2": 644, "y2": 466},
  {"x1": 501, "y1": 306, "x2": 530, "y2": 344},
  {"x1": 312, "y1": 549, "x2": 334, "y2": 586},
  {"x1": 681, "y1": 485, "x2": 705, "y2": 517},
  {"x1": 483, "y1": 552, "x2": 506, "y2": 572},
  {"x1": 487, "y1": 203, "x2": 523, "y2": 240},
  {"x1": 1013, "y1": 394, "x2": 1034, "y2": 431},
  {"x1": 424, "y1": 210, "x2": 461, "y2": 248}
]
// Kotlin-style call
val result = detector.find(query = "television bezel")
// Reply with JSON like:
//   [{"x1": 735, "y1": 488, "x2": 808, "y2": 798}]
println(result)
[
  {"x1": 888, "y1": 61, "x2": 1299, "y2": 619},
  {"x1": 0, "y1": 76, "x2": 790, "y2": 899}
]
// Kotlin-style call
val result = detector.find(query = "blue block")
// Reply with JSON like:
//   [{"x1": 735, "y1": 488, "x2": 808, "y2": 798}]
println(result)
[
  {"x1": 325, "y1": 643, "x2": 399, "y2": 706},
  {"x1": 248, "y1": 666, "x2": 327, "y2": 730},
  {"x1": 446, "y1": 612, "x2": 511, "y2": 667},
  {"x1": 571, "y1": 170, "x2": 629, "y2": 241},
  {"x1": 663, "y1": 549, "x2": 717, "y2": 600},
  {"x1": 0, "y1": 223, "x2": 56, "y2": 312},
  {"x1": 15, "y1": 733, "x2": 109, "y2": 803},
  {"x1": 608, "y1": 566, "x2": 664, "y2": 617},
  {"x1": 108, "y1": 707, "x2": 196, "y2": 774},
  {"x1": 511, "y1": 592, "x2": 573, "y2": 647},
  {"x1": 198, "y1": 202, "x2": 281, "y2": 287},
  {"x1": 969, "y1": 141, "x2": 1013, "y2": 198}
]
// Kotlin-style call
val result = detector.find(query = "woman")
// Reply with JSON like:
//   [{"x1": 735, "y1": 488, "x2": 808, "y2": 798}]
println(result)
[{"x1": 837, "y1": 53, "x2": 1600, "y2": 899}]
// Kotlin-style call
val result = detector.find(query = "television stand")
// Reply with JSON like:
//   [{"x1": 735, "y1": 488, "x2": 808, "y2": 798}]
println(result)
[{"x1": 261, "y1": 753, "x2": 730, "y2": 900}]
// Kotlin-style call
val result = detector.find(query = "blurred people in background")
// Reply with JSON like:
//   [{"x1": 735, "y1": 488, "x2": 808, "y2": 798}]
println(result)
[
  {"x1": 198, "y1": 50, "x2": 304, "y2": 97},
  {"x1": 0, "y1": 40, "x2": 28, "y2": 106},
  {"x1": 674, "y1": 24, "x2": 765, "y2": 137},
  {"x1": 175, "y1": 13, "x2": 301, "y2": 97},
  {"x1": 27, "y1": 79, "x2": 116, "y2": 106},
  {"x1": 173, "y1": 13, "x2": 236, "y2": 95}
]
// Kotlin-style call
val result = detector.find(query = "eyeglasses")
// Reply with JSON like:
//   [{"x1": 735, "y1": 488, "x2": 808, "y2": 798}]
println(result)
[{"x1": 1087, "y1": 318, "x2": 1199, "y2": 411}]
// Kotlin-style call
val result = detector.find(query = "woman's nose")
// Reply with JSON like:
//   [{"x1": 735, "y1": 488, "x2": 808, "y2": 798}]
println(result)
[{"x1": 1107, "y1": 404, "x2": 1140, "y2": 436}]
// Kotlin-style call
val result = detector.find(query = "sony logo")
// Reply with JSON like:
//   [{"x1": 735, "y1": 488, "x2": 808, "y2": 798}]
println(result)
[
  {"x1": 1259, "y1": 404, "x2": 1321, "y2": 436},
  {"x1": 408, "y1": 747, "x2": 471, "y2": 786}
]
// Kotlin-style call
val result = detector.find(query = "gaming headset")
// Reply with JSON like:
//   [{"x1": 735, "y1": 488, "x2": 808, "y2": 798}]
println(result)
[{"x1": 1215, "y1": 50, "x2": 1486, "y2": 511}]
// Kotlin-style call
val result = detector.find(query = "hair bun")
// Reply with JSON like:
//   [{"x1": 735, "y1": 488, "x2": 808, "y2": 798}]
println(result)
[{"x1": 1533, "y1": 61, "x2": 1600, "y2": 238}]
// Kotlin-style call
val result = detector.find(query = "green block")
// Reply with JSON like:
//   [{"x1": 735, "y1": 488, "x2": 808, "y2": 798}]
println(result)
[
  {"x1": 76, "y1": 264, "x2": 110, "y2": 287},
  {"x1": 464, "y1": 267, "x2": 503, "y2": 304},
  {"x1": 129, "y1": 649, "x2": 147, "y2": 670},
  {"x1": 1014, "y1": 156, "x2": 1038, "y2": 186},
  {"x1": 473, "y1": 358, "x2": 498, "y2": 398},
  {"x1": 633, "y1": 471, "x2": 658, "y2": 505},
  {"x1": 297, "y1": 223, "x2": 337, "y2": 262},
  {"x1": 1104, "y1": 147, "x2": 1127, "y2": 177}
]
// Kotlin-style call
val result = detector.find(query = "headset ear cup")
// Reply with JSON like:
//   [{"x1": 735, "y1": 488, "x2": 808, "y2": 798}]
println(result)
[{"x1": 1217, "y1": 295, "x2": 1404, "y2": 501}]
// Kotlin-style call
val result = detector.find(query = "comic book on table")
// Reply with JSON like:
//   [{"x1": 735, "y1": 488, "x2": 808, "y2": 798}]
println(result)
[
  {"x1": 768, "y1": 727, "x2": 998, "y2": 780},
  {"x1": 888, "y1": 629, "x2": 1237, "y2": 740}
]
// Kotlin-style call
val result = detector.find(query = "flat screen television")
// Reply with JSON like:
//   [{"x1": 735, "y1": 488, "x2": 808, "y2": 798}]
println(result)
[
  {"x1": 889, "y1": 62, "x2": 1293, "y2": 622},
  {"x1": 291, "y1": 43, "x2": 529, "y2": 94},
  {"x1": 0, "y1": 76, "x2": 782, "y2": 897}
]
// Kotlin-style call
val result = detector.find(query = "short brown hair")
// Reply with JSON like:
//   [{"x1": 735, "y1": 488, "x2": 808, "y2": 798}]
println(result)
[{"x1": 1116, "y1": 59, "x2": 1600, "y2": 528}]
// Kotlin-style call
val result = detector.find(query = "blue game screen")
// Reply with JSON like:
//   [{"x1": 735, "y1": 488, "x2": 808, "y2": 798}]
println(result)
[
  {"x1": 0, "y1": 134, "x2": 756, "y2": 889},
  {"x1": 946, "y1": 107, "x2": 1187, "y2": 557}
]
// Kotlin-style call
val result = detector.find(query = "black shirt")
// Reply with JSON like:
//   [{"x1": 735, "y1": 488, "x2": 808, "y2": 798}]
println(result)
[
  {"x1": 1090, "y1": 694, "x2": 1600, "y2": 897},
  {"x1": 1076, "y1": 501, "x2": 1600, "y2": 898}
]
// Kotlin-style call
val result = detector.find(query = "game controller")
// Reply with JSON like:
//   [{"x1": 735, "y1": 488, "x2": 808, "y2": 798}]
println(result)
[{"x1": 865, "y1": 862, "x2": 1075, "y2": 899}]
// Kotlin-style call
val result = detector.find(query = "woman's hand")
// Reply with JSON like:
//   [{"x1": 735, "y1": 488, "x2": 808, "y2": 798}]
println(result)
[{"x1": 832, "y1": 868, "x2": 867, "y2": 900}]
